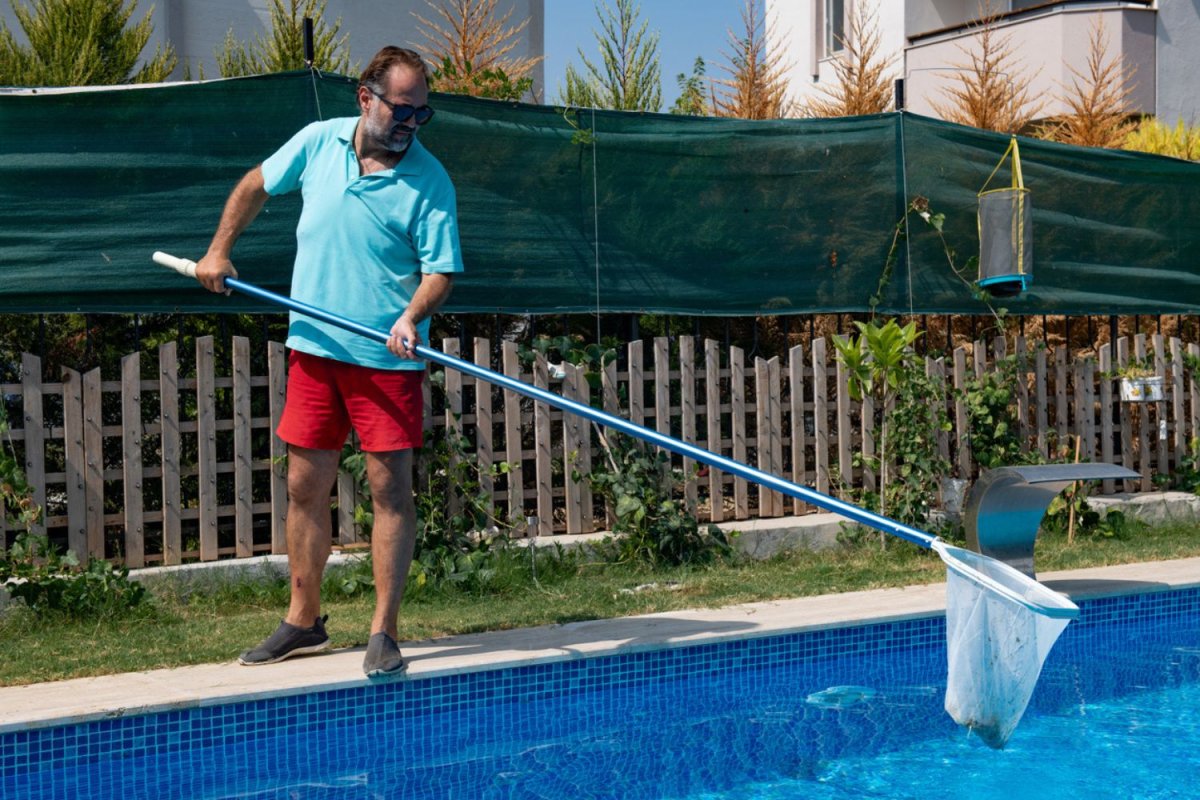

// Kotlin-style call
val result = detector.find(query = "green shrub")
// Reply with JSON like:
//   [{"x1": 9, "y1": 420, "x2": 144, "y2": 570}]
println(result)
[
  {"x1": 1123, "y1": 118, "x2": 1200, "y2": 161},
  {"x1": 585, "y1": 432, "x2": 733, "y2": 567},
  {"x1": 0, "y1": 533, "x2": 147, "y2": 619}
]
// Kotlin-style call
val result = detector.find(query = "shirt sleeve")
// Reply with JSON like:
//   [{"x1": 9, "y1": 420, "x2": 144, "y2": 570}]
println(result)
[
  {"x1": 260, "y1": 122, "x2": 320, "y2": 196},
  {"x1": 415, "y1": 180, "x2": 465, "y2": 275}
]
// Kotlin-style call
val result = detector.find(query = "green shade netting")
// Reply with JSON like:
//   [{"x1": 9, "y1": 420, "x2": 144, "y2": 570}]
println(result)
[{"x1": 2, "y1": 71, "x2": 1199, "y2": 314}]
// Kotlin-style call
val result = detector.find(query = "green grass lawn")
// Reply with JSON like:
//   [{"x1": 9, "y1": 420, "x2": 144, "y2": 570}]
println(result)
[{"x1": 2, "y1": 521, "x2": 1198, "y2": 687}]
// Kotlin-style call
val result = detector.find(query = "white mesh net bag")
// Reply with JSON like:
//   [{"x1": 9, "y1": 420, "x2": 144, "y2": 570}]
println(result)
[{"x1": 932, "y1": 541, "x2": 1078, "y2": 748}]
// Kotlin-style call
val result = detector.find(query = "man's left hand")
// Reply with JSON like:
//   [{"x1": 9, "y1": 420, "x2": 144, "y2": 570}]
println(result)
[{"x1": 387, "y1": 314, "x2": 420, "y2": 359}]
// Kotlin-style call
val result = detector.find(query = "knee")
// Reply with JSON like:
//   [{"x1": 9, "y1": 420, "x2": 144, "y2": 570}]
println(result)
[
  {"x1": 288, "y1": 470, "x2": 332, "y2": 509},
  {"x1": 372, "y1": 485, "x2": 415, "y2": 519}
]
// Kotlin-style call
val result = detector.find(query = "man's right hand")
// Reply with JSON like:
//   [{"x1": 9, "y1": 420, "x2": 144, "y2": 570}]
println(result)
[{"x1": 195, "y1": 253, "x2": 238, "y2": 294}]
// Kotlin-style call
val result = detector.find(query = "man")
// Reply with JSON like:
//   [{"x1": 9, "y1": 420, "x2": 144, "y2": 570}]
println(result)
[{"x1": 194, "y1": 46, "x2": 462, "y2": 677}]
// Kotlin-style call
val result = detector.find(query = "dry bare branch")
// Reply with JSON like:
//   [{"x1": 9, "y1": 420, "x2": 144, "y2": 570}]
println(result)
[
  {"x1": 412, "y1": 0, "x2": 541, "y2": 86},
  {"x1": 806, "y1": 0, "x2": 896, "y2": 118},
  {"x1": 930, "y1": 2, "x2": 1044, "y2": 132},
  {"x1": 711, "y1": 0, "x2": 794, "y2": 119},
  {"x1": 1039, "y1": 16, "x2": 1136, "y2": 148}
]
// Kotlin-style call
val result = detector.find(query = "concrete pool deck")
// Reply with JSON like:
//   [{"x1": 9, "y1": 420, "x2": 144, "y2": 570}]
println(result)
[{"x1": 2, "y1": 556, "x2": 1198, "y2": 734}]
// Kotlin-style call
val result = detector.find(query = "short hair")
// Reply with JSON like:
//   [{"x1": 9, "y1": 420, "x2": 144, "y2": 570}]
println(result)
[{"x1": 359, "y1": 47, "x2": 430, "y2": 93}]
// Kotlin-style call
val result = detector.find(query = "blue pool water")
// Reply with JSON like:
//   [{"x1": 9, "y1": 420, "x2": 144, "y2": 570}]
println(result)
[{"x1": 4, "y1": 588, "x2": 1199, "y2": 800}]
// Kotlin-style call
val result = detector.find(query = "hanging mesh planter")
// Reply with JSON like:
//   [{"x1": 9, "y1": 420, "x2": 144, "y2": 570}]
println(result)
[{"x1": 977, "y1": 136, "x2": 1032, "y2": 297}]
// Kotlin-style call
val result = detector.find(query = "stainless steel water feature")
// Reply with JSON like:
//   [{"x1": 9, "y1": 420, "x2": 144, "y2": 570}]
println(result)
[{"x1": 964, "y1": 463, "x2": 1141, "y2": 578}]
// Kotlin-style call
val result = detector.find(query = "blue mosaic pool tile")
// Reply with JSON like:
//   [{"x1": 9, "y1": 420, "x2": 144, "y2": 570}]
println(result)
[{"x1": 2, "y1": 585, "x2": 1196, "y2": 786}]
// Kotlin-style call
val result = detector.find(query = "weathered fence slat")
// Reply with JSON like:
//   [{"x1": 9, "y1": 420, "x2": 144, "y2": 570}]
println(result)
[
  {"x1": 474, "y1": 338, "x2": 495, "y2": 517},
  {"x1": 835, "y1": 359, "x2": 852, "y2": 495},
  {"x1": 1154, "y1": 333, "x2": 1169, "y2": 475},
  {"x1": 444, "y1": 338, "x2": 464, "y2": 522},
  {"x1": 680, "y1": 335, "x2": 697, "y2": 510},
  {"x1": 563, "y1": 363, "x2": 585, "y2": 535},
  {"x1": 21, "y1": 354, "x2": 45, "y2": 537},
  {"x1": 1135, "y1": 334, "x2": 1152, "y2": 491},
  {"x1": 1054, "y1": 345, "x2": 1069, "y2": 447},
  {"x1": 1100, "y1": 344, "x2": 1115, "y2": 494},
  {"x1": 501, "y1": 342, "x2": 525, "y2": 531},
  {"x1": 196, "y1": 336, "x2": 219, "y2": 561},
  {"x1": 83, "y1": 367, "x2": 104, "y2": 558},
  {"x1": 1014, "y1": 336, "x2": 1031, "y2": 448},
  {"x1": 233, "y1": 337, "x2": 254, "y2": 558},
  {"x1": 1172, "y1": 337, "x2": 1187, "y2": 473},
  {"x1": 628, "y1": 340, "x2": 644, "y2": 428},
  {"x1": 1117, "y1": 337, "x2": 1135, "y2": 491},
  {"x1": 121, "y1": 353, "x2": 145, "y2": 568},
  {"x1": 705, "y1": 339, "x2": 725, "y2": 522},
  {"x1": 788, "y1": 344, "x2": 807, "y2": 516},
  {"x1": 267, "y1": 341, "x2": 288, "y2": 554},
  {"x1": 533, "y1": 355, "x2": 552, "y2": 537},
  {"x1": 811, "y1": 338, "x2": 829, "y2": 495},
  {"x1": 654, "y1": 337, "x2": 671, "y2": 465},
  {"x1": 754, "y1": 357, "x2": 777, "y2": 516},
  {"x1": 1035, "y1": 348, "x2": 1049, "y2": 459},
  {"x1": 730, "y1": 345, "x2": 748, "y2": 518},
  {"x1": 62, "y1": 367, "x2": 87, "y2": 560},
  {"x1": 1191, "y1": 343, "x2": 1200, "y2": 465},
  {"x1": 953, "y1": 347, "x2": 971, "y2": 478},
  {"x1": 602, "y1": 358, "x2": 619, "y2": 529},
  {"x1": 159, "y1": 342, "x2": 182, "y2": 565},
  {"x1": 336, "y1": 453, "x2": 357, "y2": 547},
  {"x1": 768, "y1": 356, "x2": 783, "y2": 516}
]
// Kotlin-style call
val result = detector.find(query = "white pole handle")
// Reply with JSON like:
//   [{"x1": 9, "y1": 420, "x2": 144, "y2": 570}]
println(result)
[{"x1": 152, "y1": 251, "x2": 198, "y2": 278}]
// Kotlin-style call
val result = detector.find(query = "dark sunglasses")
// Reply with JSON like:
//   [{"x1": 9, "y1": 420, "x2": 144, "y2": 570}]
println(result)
[{"x1": 369, "y1": 89, "x2": 435, "y2": 125}]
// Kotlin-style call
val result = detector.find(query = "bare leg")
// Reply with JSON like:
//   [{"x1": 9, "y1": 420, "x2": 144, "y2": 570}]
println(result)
[
  {"x1": 364, "y1": 449, "x2": 417, "y2": 638},
  {"x1": 284, "y1": 445, "x2": 341, "y2": 627}
]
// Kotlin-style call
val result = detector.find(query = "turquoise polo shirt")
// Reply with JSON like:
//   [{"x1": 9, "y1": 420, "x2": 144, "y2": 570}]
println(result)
[{"x1": 260, "y1": 117, "x2": 464, "y2": 370}]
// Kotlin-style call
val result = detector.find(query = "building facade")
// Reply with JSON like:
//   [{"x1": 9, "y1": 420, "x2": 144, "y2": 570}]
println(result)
[{"x1": 768, "y1": 0, "x2": 1200, "y2": 125}]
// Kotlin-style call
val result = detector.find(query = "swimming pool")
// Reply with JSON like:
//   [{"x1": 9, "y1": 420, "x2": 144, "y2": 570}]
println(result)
[{"x1": 3, "y1": 585, "x2": 1198, "y2": 800}]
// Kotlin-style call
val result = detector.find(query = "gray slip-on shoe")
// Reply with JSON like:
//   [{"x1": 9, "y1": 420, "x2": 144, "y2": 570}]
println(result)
[
  {"x1": 239, "y1": 615, "x2": 330, "y2": 666},
  {"x1": 363, "y1": 632, "x2": 406, "y2": 677}
]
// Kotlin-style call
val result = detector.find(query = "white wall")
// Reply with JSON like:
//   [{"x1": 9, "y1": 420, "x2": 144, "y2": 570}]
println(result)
[
  {"x1": 1, "y1": 0, "x2": 545, "y2": 96},
  {"x1": 904, "y1": 6, "x2": 1156, "y2": 119},
  {"x1": 768, "y1": 0, "x2": 905, "y2": 114},
  {"x1": 1156, "y1": 0, "x2": 1200, "y2": 126}
]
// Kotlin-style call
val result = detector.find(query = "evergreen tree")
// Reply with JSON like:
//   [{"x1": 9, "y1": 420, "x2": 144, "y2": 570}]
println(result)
[
  {"x1": 560, "y1": 0, "x2": 661, "y2": 112},
  {"x1": 670, "y1": 56, "x2": 708, "y2": 116},
  {"x1": 215, "y1": 0, "x2": 353, "y2": 78},
  {"x1": 0, "y1": 0, "x2": 175, "y2": 86}
]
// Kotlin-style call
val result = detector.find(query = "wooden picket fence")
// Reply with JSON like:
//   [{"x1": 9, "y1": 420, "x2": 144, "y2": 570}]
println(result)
[{"x1": 2, "y1": 331, "x2": 1194, "y2": 567}]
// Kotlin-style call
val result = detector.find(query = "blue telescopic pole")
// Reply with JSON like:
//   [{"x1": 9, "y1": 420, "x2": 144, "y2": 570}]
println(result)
[
  {"x1": 149, "y1": 252, "x2": 937, "y2": 550},
  {"x1": 225, "y1": 277, "x2": 938, "y2": 550}
]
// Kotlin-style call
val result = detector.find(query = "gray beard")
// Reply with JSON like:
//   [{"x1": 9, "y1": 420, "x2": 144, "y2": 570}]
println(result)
[{"x1": 366, "y1": 117, "x2": 414, "y2": 154}]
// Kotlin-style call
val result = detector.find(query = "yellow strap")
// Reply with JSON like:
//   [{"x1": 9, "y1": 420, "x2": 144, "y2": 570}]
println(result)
[
  {"x1": 979, "y1": 136, "x2": 1024, "y2": 194},
  {"x1": 1011, "y1": 137, "x2": 1024, "y2": 190}
]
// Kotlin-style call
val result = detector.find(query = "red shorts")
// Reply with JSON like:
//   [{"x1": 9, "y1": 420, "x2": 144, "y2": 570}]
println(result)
[{"x1": 277, "y1": 350, "x2": 425, "y2": 452}]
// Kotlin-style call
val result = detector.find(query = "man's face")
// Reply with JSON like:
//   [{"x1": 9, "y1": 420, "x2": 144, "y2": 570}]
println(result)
[{"x1": 359, "y1": 65, "x2": 429, "y2": 154}]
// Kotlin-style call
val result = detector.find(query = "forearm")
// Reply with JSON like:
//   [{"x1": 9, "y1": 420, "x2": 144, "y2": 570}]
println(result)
[
  {"x1": 386, "y1": 273, "x2": 454, "y2": 358},
  {"x1": 207, "y1": 166, "x2": 269, "y2": 259},
  {"x1": 401, "y1": 273, "x2": 455, "y2": 327},
  {"x1": 195, "y1": 166, "x2": 269, "y2": 292}
]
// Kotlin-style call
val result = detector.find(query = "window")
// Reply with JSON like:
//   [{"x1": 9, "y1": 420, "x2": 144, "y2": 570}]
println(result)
[{"x1": 825, "y1": 0, "x2": 846, "y2": 54}]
